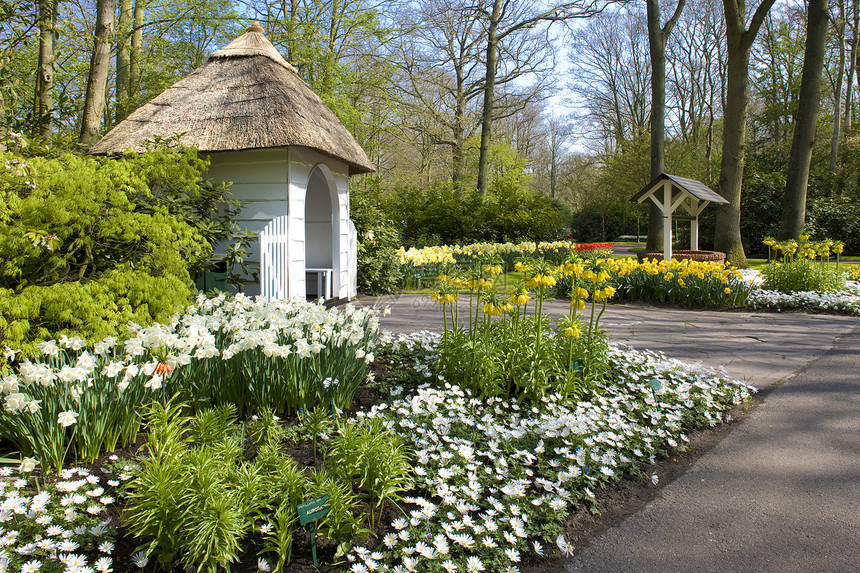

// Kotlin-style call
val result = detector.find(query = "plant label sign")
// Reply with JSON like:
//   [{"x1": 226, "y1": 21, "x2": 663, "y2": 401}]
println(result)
[
  {"x1": 298, "y1": 494, "x2": 330, "y2": 525},
  {"x1": 648, "y1": 378, "x2": 663, "y2": 407},
  {"x1": 298, "y1": 494, "x2": 330, "y2": 567}
]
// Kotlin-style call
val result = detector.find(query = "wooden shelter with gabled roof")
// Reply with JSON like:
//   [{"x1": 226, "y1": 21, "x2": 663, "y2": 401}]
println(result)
[
  {"x1": 90, "y1": 22, "x2": 375, "y2": 301},
  {"x1": 631, "y1": 173, "x2": 728, "y2": 262}
]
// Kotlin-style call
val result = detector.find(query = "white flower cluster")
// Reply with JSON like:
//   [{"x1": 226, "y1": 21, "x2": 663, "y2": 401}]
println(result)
[
  {"x1": 746, "y1": 280, "x2": 860, "y2": 315},
  {"x1": 348, "y1": 336, "x2": 752, "y2": 572},
  {"x1": 0, "y1": 466, "x2": 122, "y2": 573},
  {"x1": 1, "y1": 294, "x2": 380, "y2": 428},
  {"x1": 1, "y1": 155, "x2": 36, "y2": 191},
  {"x1": 130, "y1": 292, "x2": 379, "y2": 364}
]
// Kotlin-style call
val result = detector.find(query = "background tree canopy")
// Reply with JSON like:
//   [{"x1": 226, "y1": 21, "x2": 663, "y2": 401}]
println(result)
[{"x1": 1, "y1": 0, "x2": 858, "y2": 264}]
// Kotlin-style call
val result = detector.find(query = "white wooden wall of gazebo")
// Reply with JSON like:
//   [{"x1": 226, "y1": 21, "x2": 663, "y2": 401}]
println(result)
[{"x1": 205, "y1": 146, "x2": 358, "y2": 300}]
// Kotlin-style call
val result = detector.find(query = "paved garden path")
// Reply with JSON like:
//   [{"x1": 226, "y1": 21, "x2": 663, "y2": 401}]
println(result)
[
  {"x1": 564, "y1": 322, "x2": 860, "y2": 573},
  {"x1": 354, "y1": 294, "x2": 860, "y2": 571}
]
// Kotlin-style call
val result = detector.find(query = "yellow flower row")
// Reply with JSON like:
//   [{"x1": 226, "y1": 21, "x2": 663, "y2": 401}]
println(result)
[
  {"x1": 398, "y1": 240, "x2": 572, "y2": 266},
  {"x1": 763, "y1": 237, "x2": 845, "y2": 259},
  {"x1": 607, "y1": 257, "x2": 741, "y2": 282}
]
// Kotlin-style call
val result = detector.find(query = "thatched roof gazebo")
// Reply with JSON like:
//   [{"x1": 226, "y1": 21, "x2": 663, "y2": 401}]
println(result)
[{"x1": 91, "y1": 22, "x2": 376, "y2": 300}]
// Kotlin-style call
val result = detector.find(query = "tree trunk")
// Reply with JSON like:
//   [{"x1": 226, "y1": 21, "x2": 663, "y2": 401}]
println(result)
[
  {"x1": 715, "y1": 0, "x2": 777, "y2": 266},
  {"x1": 477, "y1": 0, "x2": 502, "y2": 196},
  {"x1": 35, "y1": 0, "x2": 57, "y2": 142},
  {"x1": 777, "y1": 0, "x2": 829, "y2": 239},
  {"x1": 80, "y1": 0, "x2": 117, "y2": 147},
  {"x1": 830, "y1": 0, "x2": 846, "y2": 174},
  {"x1": 646, "y1": 0, "x2": 685, "y2": 251},
  {"x1": 845, "y1": 0, "x2": 858, "y2": 142},
  {"x1": 115, "y1": 0, "x2": 133, "y2": 123},
  {"x1": 287, "y1": 0, "x2": 299, "y2": 61},
  {"x1": 129, "y1": 0, "x2": 145, "y2": 106},
  {"x1": 715, "y1": 31, "x2": 752, "y2": 266}
]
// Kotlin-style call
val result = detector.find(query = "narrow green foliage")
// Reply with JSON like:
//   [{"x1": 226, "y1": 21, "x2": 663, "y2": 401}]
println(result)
[{"x1": 326, "y1": 417, "x2": 413, "y2": 528}]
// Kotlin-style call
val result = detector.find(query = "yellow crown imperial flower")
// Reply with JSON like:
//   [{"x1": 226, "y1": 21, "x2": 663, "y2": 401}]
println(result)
[
  {"x1": 573, "y1": 287, "x2": 590, "y2": 299},
  {"x1": 571, "y1": 298, "x2": 586, "y2": 310},
  {"x1": 564, "y1": 325, "x2": 581, "y2": 339},
  {"x1": 510, "y1": 291, "x2": 530, "y2": 305}
]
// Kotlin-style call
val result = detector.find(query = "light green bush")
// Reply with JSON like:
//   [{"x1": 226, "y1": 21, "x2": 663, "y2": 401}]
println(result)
[{"x1": 0, "y1": 148, "x2": 218, "y2": 353}]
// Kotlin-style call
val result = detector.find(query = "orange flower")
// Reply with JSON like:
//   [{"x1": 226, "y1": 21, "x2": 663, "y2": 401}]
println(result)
[{"x1": 154, "y1": 362, "x2": 173, "y2": 376}]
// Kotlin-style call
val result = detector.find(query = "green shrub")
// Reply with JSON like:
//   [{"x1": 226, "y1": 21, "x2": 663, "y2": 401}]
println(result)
[
  {"x1": 326, "y1": 416, "x2": 413, "y2": 528},
  {"x1": 382, "y1": 182, "x2": 568, "y2": 247},
  {"x1": 762, "y1": 259, "x2": 845, "y2": 293},
  {"x1": 0, "y1": 147, "x2": 234, "y2": 353},
  {"x1": 432, "y1": 256, "x2": 612, "y2": 403},
  {"x1": 123, "y1": 399, "x2": 389, "y2": 571},
  {"x1": 356, "y1": 226, "x2": 404, "y2": 294},
  {"x1": 351, "y1": 184, "x2": 404, "y2": 294}
]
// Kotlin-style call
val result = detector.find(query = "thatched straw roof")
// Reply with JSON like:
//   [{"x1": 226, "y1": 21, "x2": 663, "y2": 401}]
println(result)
[{"x1": 89, "y1": 22, "x2": 375, "y2": 175}]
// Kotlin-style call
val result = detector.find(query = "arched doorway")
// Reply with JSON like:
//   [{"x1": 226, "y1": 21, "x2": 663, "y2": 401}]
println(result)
[{"x1": 304, "y1": 165, "x2": 340, "y2": 300}]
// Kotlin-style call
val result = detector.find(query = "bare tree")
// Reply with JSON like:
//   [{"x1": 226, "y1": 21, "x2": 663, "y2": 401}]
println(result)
[
  {"x1": 845, "y1": 0, "x2": 858, "y2": 143},
  {"x1": 391, "y1": 0, "x2": 556, "y2": 187},
  {"x1": 392, "y1": 0, "x2": 485, "y2": 184},
  {"x1": 567, "y1": 8, "x2": 651, "y2": 153},
  {"x1": 829, "y1": 0, "x2": 847, "y2": 172},
  {"x1": 666, "y1": 0, "x2": 726, "y2": 148},
  {"x1": 474, "y1": 0, "x2": 597, "y2": 196},
  {"x1": 545, "y1": 114, "x2": 574, "y2": 198}
]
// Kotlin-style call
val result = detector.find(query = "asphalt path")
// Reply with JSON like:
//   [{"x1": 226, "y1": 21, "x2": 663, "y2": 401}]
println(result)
[
  {"x1": 353, "y1": 294, "x2": 860, "y2": 571},
  {"x1": 565, "y1": 322, "x2": 860, "y2": 573}
]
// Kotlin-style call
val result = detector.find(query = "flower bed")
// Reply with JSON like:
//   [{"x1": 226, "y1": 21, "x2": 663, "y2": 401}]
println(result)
[
  {"x1": 747, "y1": 280, "x2": 860, "y2": 314},
  {"x1": 0, "y1": 287, "x2": 757, "y2": 572},
  {"x1": 0, "y1": 294, "x2": 379, "y2": 473},
  {"x1": 346, "y1": 333, "x2": 753, "y2": 573}
]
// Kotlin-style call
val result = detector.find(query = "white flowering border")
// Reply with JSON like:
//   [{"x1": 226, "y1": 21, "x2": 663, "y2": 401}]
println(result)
[
  {"x1": 347, "y1": 333, "x2": 754, "y2": 573},
  {"x1": 0, "y1": 463, "x2": 133, "y2": 573},
  {"x1": 746, "y1": 278, "x2": 860, "y2": 315},
  {"x1": 0, "y1": 294, "x2": 380, "y2": 474}
]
